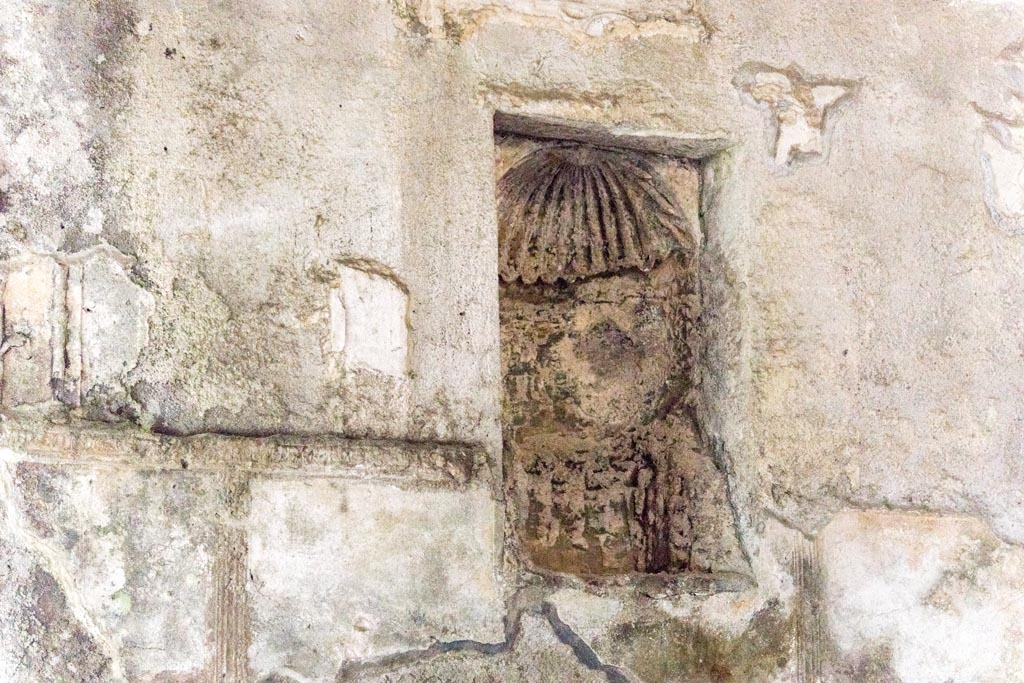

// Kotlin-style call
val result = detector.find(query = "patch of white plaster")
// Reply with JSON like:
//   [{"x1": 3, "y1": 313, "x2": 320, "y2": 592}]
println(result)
[
  {"x1": 83, "y1": 206, "x2": 104, "y2": 235},
  {"x1": 736, "y1": 66, "x2": 854, "y2": 166},
  {"x1": 820, "y1": 511, "x2": 1024, "y2": 683},
  {"x1": 247, "y1": 477, "x2": 504, "y2": 682},
  {"x1": 329, "y1": 263, "x2": 409, "y2": 377},
  {"x1": 980, "y1": 118, "x2": 1024, "y2": 234},
  {"x1": 976, "y1": 41, "x2": 1024, "y2": 234}
]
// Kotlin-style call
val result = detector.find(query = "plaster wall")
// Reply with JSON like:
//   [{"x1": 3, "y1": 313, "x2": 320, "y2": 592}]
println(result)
[{"x1": 2, "y1": 0, "x2": 1024, "y2": 681}]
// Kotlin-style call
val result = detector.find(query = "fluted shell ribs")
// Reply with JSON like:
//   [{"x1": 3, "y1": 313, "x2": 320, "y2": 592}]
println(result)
[{"x1": 498, "y1": 144, "x2": 693, "y2": 284}]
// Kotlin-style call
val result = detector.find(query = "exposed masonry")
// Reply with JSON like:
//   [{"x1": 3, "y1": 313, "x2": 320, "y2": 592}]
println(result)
[{"x1": 497, "y1": 131, "x2": 749, "y2": 580}]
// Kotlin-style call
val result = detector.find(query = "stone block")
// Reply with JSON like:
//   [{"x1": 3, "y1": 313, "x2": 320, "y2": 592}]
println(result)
[{"x1": 247, "y1": 477, "x2": 504, "y2": 682}]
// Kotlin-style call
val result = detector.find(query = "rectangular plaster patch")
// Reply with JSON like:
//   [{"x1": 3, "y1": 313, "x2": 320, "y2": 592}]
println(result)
[
  {"x1": 246, "y1": 477, "x2": 504, "y2": 682},
  {"x1": 330, "y1": 264, "x2": 409, "y2": 377}
]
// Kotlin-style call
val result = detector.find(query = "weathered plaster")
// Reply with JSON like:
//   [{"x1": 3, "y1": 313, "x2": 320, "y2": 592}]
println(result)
[{"x1": 3, "y1": 0, "x2": 1024, "y2": 680}]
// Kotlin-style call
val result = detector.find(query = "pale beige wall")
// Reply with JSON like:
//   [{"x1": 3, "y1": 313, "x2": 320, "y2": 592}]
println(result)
[{"x1": 3, "y1": 1, "x2": 1024, "y2": 681}]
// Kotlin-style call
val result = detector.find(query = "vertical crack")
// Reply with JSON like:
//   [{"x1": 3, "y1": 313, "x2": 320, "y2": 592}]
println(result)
[{"x1": 541, "y1": 602, "x2": 633, "y2": 683}]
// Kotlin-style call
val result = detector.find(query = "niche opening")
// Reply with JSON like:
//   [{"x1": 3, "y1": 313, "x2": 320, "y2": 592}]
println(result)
[{"x1": 496, "y1": 118, "x2": 746, "y2": 580}]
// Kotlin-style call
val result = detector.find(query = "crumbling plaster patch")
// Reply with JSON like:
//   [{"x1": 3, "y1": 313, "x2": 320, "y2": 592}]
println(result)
[{"x1": 734, "y1": 64, "x2": 857, "y2": 167}]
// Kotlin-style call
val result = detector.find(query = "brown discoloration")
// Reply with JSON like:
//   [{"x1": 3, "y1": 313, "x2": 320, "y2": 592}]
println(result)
[
  {"x1": 605, "y1": 602, "x2": 794, "y2": 683},
  {"x1": 499, "y1": 135, "x2": 745, "y2": 579}
]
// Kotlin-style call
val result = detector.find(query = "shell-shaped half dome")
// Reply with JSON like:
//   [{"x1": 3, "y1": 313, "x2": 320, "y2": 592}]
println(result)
[{"x1": 497, "y1": 144, "x2": 694, "y2": 284}]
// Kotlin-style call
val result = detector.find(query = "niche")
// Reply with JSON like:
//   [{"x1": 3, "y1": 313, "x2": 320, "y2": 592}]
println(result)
[{"x1": 496, "y1": 117, "x2": 747, "y2": 580}]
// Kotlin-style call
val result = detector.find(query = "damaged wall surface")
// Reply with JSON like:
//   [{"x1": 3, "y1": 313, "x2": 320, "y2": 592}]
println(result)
[{"x1": 3, "y1": 0, "x2": 1024, "y2": 681}]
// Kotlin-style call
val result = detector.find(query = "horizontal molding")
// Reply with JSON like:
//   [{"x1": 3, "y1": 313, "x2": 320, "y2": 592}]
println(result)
[{"x1": 0, "y1": 422, "x2": 489, "y2": 487}]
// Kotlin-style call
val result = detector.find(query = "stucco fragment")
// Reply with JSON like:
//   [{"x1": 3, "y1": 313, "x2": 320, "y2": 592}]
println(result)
[
  {"x1": 977, "y1": 40, "x2": 1024, "y2": 234},
  {"x1": 328, "y1": 263, "x2": 410, "y2": 378},
  {"x1": 979, "y1": 116, "x2": 1024, "y2": 233},
  {"x1": 0, "y1": 248, "x2": 153, "y2": 412},
  {"x1": 735, "y1": 65, "x2": 856, "y2": 166}
]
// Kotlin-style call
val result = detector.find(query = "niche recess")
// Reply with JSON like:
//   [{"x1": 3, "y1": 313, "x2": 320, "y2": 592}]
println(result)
[{"x1": 496, "y1": 114, "x2": 747, "y2": 581}]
